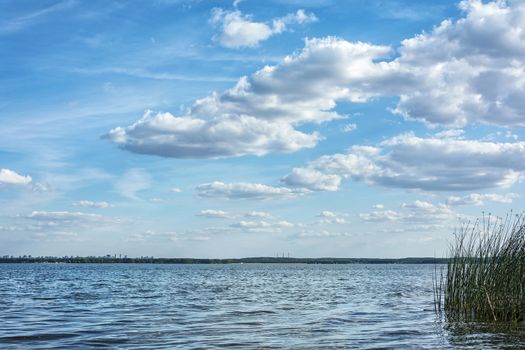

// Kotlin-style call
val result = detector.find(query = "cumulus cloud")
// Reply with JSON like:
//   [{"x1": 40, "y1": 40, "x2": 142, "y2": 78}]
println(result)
[
  {"x1": 107, "y1": 1, "x2": 525, "y2": 161},
  {"x1": 447, "y1": 193, "x2": 519, "y2": 206},
  {"x1": 211, "y1": 8, "x2": 316, "y2": 49},
  {"x1": 316, "y1": 211, "x2": 348, "y2": 224},
  {"x1": 244, "y1": 211, "x2": 272, "y2": 219},
  {"x1": 295, "y1": 230, "x2": 352, "y2": 238},
  {"x1": 341, "y1": 123, "x2": 357, "y2": 132},
  {"x1": 360, "y1": 200, "x2": 458, "y2": 226},
  {"x1": 106, "y1": 111, "x2": 319, "y2": 159},
  {"x1": 230, "y1": 219, "x2": 294, "y2": 233},
  {"x1": 283, "y1": 168, "x2": 341, "y2": 192},
  {"x1": 359, "y1": 210, "x2": 404, "y2": 222},
  {"x1": 318, "y1": 217, "x2": 347, "y2": 224},
  {"x1": 73, "y1": 200, "x2": 113, "y2": 209},
  {"x1": 318, "y1": 211, "x2": 337, "y2": 218},
  {"x1": 196, "y1": 181, "x2": 302, "y2": 200},
  {"x1": 0, "y1": 168, "x2": 32, "y2": 185},
  {"x1": 401, "y1": 200, "x2": 458, "y2": 223},
  {"x1": 284, "y1": 132, "x2": 525, "y2": 192},
  {"x1": 26, "y1": 210, "x2": 116, "y2": 223},
  {"x1": 390, "y1": 0, "x2": 525, "y2": 127},
  {"x1": 106, "y1": 38, "x2": 395, "y2": 159},
  {"x1": 198, "y1": 209, "x2": 232, "y2": 219}
]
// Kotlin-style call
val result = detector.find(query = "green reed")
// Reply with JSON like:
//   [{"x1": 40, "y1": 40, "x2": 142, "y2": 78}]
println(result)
[{"x1": 436, "y1": 212, "x2": 525, "y2": 324}]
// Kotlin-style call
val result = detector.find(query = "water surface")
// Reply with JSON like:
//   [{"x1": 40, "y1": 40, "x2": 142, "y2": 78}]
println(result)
[{"x1": 1, "y1": 263, "x2": 524, "y2": 349}]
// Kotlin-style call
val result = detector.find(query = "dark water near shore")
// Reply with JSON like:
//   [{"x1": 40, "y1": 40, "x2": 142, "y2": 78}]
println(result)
[{"x1": 1, "y1": 263, "x2": 524, "y2": 349}]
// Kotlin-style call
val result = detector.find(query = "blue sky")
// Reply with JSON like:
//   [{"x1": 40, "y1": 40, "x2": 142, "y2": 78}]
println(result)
[{"x1": 1, "y1": 0, "x2": 525, "y2": 258}]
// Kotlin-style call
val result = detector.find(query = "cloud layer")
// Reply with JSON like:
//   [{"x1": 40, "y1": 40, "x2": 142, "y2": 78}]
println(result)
[
  {"x1": 73, "y1": 200, "x2": 113, "y2": 209},
  {"x1": 359, "y1": 200, "x2": 458, "y2": 231},
  {"x1": 196, "y1": 181, "x2": 301, "y2": 200},
  {"x1": 447, "y1": 193, "x2": 519, "y2": 206},
  {"x1": 283, "y1": 132, "x2": 525, "y2": 192},
  {"x1": 108, "y1": 1, "x2": 525, "y2": 161}
]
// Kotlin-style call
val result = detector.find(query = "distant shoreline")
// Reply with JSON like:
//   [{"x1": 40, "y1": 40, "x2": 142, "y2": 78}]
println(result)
[{"x1": 0, "y1": 257, "x2": 448, "y2": 264}]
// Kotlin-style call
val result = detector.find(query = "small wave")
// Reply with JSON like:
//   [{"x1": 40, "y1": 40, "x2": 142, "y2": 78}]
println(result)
[
  {"x1": 80, "y1": 337, "x2": 129, "y2": 345},
  {"x1": 227, "y1": 310, "x2": 277, "y2": 316},
  {"x1": 380, "y1": 329, "x2": 424, "y2": 337},
  {"x1": 0, "y1": 332, "x2": 78, "y2": 342},
  {"x1": 32, "y1": 296, "x2": 59, "y2": 301}
]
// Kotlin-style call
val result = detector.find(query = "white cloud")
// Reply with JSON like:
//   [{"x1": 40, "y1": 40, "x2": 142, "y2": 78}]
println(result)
[
  {"x1": 400, "y1": 200, "x2": 458, "y2": 223},
  {"x1": 372, "y1": 204, "x2": 384, "y2": 209},
  {"x1": 0, "y1": 169, "x2": 32, "y2": 185},
  {"x1": 317, "y1": 217, "x2": 347, "y2": 224},
  {"x1": 220, "y1": 0, "x2": 525, "y2": 128},
  {"x1": 230, "y1": 219, "x2": 294, "y2": 233},
  {"x1": 295, "y1": 230, "x2": 352, "y2": 238},
  {"x1": 72, "y1": 200, "x2": 113, "y2": 209},
  {"x1": 447, "y1": 193, "x2": 519, "y2": 206},
  {"x1": 283, "y1": 167, "x2": 341, "y2": 191},
  {"x1": 170, "y1": 187, "x2": 182, "y2": 193},
  {"x1": 434, "y1": 129, "x2": 464, "y2": 139},
  {"x1": 26, "y1": 210, "x2": 112, "y2": 222},
  {"x1": 483, "y1": 130, "x2": 520, "y2": 141},
  {"x1": 272, "y1": 9, "x2": 318, "y2": 32},
  {"x1": 360, "y1": 200, "x2": 458, "y2": 227},
  {"x1": 341, "y1": 123, "x2": 357, "y2": 132},
  {"x1": 284, "y1": 132, "x2": 525, "y2": 192},
  {"x1": 106, "y1": 111, "x2": 319, "y2": 159},
  {"x1": 196, "y1": 181, "x2": 302, "y2": 200},
  {"x1": 211, "y1": 9, "x2": 273, "y2": 49},
  {"x1": 244, "y1": 211, "x2": 272, "y2": 219},
  {"x1": 106, "y1": 0, "x2": 525, "y2": 163},
  {"x1": 318, "y1": 210, "x2": 337, "y2": 218},
  {"x1": 106, "y1": 38, "x2": 394, "y2": 159},
  {"x1": 359, "y1": 210, "x2": 404, "y2": 222},
  {"x1": 389, "y1": 0, "x2": 525, "y2": 128},
  {"x1": 211, "y1": 8, "x2": 316, "y2": 49},
  {"x1": 198, "y1": 209, "x2": 232, "y2": 219},
  {"x1": 230, "y1": 220, "x2": 272, "y2": 231},
  {"x1": 316, "y1": 210, "x2": 348, "y2": 224},
  {"x1": 277, "y1": 220, "x2": 295, "y2": 228},
  {"x1": 108, "y1": 2, "x2": 525, "y2": 162}
]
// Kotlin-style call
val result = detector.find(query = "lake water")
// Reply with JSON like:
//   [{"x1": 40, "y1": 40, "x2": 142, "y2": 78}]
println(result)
[{"x1": 1, "y1": 263, "x2": 524, "y2": 349}]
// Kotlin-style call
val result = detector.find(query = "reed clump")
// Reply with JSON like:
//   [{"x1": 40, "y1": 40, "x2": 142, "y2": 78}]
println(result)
[{"x1": 438, "y1": 212, "x2": 525, "y2": 324}]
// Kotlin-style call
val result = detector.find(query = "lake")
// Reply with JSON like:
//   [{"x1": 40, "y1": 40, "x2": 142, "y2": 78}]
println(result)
[{"x1": 1, "y1": 263, "x2": 524, "y2": 349}]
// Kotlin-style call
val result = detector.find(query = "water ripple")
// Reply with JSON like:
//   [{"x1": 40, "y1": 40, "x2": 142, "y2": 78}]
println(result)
[{"x1": 1, "y1": 263, "x2": 525, "y2": 349}]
